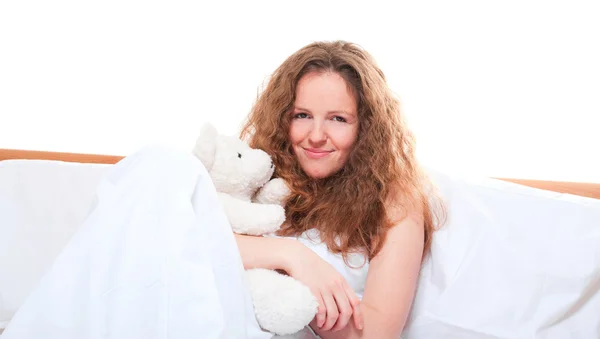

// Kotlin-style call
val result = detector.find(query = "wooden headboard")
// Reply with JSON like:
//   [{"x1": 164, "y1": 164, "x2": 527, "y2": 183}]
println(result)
[{"x1": 1, "y1": 148, "x2": 599, "y2": 200}]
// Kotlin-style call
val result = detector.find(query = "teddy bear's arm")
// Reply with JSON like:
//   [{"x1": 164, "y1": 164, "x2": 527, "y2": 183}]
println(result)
[
  {"x1": 253, "y1": 178, "x2": 291, "y2": 206},
  {"x1": 218, "y1": 193, "x2": 285, "y2": 236}
]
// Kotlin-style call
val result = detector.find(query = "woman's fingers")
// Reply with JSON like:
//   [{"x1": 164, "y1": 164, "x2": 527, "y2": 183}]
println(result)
[
  {"x1": 344, "y1": 283, "x2": 364, "y2": 330},
  {"x1": 330, "y1": 282, "x2": 353, "y2": 331},
  {"x1": 315, "y1": 293, "x2": 327, "y2": 328},
  {"x1": 320, "y1": 290, "x2": 339, "y2": 331}
]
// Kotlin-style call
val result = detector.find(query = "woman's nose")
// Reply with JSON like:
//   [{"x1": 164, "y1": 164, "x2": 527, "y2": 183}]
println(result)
[{"x1": 308, "y1": 123, "x2": 326, "y2": 145}]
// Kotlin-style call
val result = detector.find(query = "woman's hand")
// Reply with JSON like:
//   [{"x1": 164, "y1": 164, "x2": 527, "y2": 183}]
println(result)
[{"x1": 287, "y1": 243, "x2": 364, "y2": 333}]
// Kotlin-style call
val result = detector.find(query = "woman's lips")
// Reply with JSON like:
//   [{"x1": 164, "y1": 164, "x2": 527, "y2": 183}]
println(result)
[{"x1": 303, "y1": 148, "x2": 333, "y2": 159}]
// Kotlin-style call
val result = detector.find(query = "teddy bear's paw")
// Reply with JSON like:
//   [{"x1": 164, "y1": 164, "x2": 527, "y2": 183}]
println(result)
[
  {"x1": 230, "y1": 203, "x2": 285, "y2": 235},
  {"x1": 258, "y1": 204, "x2": 286, "y2": 234},
  {"x1": 254, "y1": 178, "x2": 291, "y2": 206},
  {"x1": 245, "y1": 268, "x2": 318, "y2": 336}
]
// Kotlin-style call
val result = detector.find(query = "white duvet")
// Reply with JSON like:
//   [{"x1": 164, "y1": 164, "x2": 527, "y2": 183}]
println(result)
[
  {"x1": 1, "y1": 145, "x2": 599, "y2": 338},
  {"x1": 1, "y1": 145, "x2": 272, "y2": 339}
]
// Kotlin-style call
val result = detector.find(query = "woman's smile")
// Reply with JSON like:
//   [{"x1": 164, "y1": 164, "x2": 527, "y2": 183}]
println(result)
[{"x1": 303, "y1": 148, "x2": 333, "y2": 159}]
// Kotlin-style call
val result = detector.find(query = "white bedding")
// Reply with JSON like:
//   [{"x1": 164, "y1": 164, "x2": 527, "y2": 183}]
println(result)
[
  {"x1": 405, "y1": 169, "x2": 600, "y2": 338},
  {"x1": 1, "y1": 150, "x2": 599, "y2": 338},
  {"x1": 0, "y1": 159, "x2": 111, "y2": 326},
  {"x1": 1, "y1": 145, "x2": 271, "y2": 338}
]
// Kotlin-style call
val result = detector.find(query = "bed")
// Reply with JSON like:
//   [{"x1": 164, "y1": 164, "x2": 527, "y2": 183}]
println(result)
[{"x1": 1, "y1": 147, "x2": 599, "y2": 338}]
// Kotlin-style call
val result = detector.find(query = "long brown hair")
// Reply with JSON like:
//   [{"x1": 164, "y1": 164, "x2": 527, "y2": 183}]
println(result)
[{"x1": 240, "y1": 40, "x2": 445, "y2": 263}]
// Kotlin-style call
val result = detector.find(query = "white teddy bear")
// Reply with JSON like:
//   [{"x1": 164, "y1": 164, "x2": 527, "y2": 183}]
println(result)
[{"x1": 192, "y1": 123, "x2": 318, "y2": 336}]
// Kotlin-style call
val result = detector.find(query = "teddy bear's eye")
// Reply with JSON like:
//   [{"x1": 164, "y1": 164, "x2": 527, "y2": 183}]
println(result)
[{"x1": 237, "y1": 152, "x2": 242, "y2": 158}]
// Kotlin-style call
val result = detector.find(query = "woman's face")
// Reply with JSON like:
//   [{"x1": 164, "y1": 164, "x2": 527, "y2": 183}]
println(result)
[{"x1": 289, "y1": 71, "x2": 359, "y2": 179}]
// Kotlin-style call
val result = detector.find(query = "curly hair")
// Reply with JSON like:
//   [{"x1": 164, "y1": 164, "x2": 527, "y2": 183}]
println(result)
[{"x1": 240, "y1": 41, "x2": 445, "y2": 263}]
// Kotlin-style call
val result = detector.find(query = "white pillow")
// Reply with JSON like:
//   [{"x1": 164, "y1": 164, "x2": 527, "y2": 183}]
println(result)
[{"x1": 0, "y1": 160, "x2": 110, "y2": 327}]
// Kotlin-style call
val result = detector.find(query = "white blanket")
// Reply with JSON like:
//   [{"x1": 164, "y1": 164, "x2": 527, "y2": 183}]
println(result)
[{"x1": 1, "y1": 145, "x2": 273, "y2": 339}]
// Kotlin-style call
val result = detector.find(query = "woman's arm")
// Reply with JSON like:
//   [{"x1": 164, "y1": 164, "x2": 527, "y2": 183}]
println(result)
[
  {"x1": 236, "y1": 234, "x2": 365, "y2": 332},
  {"x1": 234, "y1": 234, "x2": 299, "y2": 273},
  {"x1": 312, "y1": 204, "x2": 425, "y2": 339}
]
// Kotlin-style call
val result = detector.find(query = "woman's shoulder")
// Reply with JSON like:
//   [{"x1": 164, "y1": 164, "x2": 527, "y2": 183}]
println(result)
[{"x1": 383, "y1": 180, "x2": 425, "y2": 223}]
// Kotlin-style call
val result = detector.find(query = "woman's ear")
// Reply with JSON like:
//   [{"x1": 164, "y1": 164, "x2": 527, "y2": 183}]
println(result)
[{"x1": 193, "y1": 122, "x2": 219, "y2": 170}]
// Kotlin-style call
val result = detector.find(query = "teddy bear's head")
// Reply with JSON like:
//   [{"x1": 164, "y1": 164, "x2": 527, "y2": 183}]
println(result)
[{"x1": 193, "y1": 123, "x2": 274, "y2": 201}]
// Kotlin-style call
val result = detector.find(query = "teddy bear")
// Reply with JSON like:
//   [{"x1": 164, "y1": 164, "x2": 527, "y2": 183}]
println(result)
[{"x1": 192, "y1": 123, "x2": 318, "y2": 336}]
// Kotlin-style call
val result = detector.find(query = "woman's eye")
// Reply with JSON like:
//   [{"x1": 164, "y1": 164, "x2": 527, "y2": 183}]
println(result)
[
  {"x1": 293, "y1": 112, "x2": 309, "y2": 119},
  {"x1": 332, "y1": 116, "x2": 347, "y2": 123},
  {"x1": 237, "y1": 153, "x2": 242, "y2": 158}
]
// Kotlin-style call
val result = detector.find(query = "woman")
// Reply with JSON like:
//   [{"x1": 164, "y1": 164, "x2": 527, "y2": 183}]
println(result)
[
  {"x1": 1, "y1": 40, "x2": 444, "y2": 339},
  {"x1": 236, "y1": 41, "x2": 445, "y2": 338}
]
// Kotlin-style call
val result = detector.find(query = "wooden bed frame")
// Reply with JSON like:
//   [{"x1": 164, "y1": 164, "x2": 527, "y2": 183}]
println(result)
[{"x1": 1, "y1": 148, "x2": 600, "y2": 200}]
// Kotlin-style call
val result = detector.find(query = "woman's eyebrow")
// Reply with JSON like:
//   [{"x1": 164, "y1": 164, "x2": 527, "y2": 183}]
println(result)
[
  {"x1": 327, "y1": 110, "x2": 351, "y2": 115},
  {"x1": 294, "y1": 106, "x2": 311, "y2": 113}
]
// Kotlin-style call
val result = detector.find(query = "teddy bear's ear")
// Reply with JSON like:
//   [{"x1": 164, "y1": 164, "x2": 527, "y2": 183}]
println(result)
[{"x1": 193, "y1": 122, "x2": 219, "y2": 170}]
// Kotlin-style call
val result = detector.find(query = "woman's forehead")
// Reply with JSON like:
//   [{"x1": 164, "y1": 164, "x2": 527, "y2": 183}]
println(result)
[{"x1": 294, "y1": 72, "x2": 358, "y2": 114}]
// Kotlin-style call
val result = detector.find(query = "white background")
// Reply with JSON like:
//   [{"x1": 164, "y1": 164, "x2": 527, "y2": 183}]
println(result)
[{"x1": 1, "y1": 0, "x2": 598, "y2": 182}]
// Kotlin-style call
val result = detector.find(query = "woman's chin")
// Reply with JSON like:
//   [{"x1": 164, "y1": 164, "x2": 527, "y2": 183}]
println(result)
[
  {"x1": 303, "y1": 166, "x2": 338, "y2": 180},
  {"x1": 308, "y1": 172, "x2": 329, "y2": 179}
]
